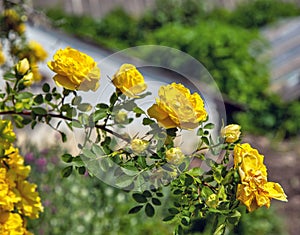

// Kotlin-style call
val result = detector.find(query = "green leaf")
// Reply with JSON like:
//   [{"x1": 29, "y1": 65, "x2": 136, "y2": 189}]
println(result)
[
  {"x1": 72, "y1": 156, "x2": 85, "y2": 167},
  {"x1": 133, "y1": 107, "x2": 145, "y2": 114},
  {"x1": 132, "y1": 193, "x2": 147, "y2": 203},
  {"x1": 142, "y1": 190, "x2": 152, "y2": 198},
  {"x1": 42, "y1": 83, "x2": 50, "y2": 92},
  {"x1": 173, "y1": 189, "x2": 182, "y2": 195},
  {"x1": 142, "y1": 118, "x2": 155, "y2": 125},
  {"x1": 45, "y1": 93, "x2": 52, "y2": 102},
  {"x1": 137, "y1": 156, "x2": 147, "y2": 168},
  {"x1": 32, "y1": 107, "x2": 47, "y2": 115},
  {"x1": 96, "y1": 103, "x2": 109, "y2": 109},
  {"x1": 163, "y1": 215, "x2": 175, "y2": 222},
  {"x1": 145, "y1": 203, "x2": 155, "y2": 217},
  {"x1": 168, "y1": 208, "x2": 180, "y2": 215},
  {"x1": 115, "y1": 174, "x2": 133, "y2": 188},
  {"x1": 60, "y1": 131, "x2": 67, "y2": 142},
  {"x1": 110, "y1": 92, "x2": 118, "y2": 104},
  {"x1": 61, "y1": 166, "x2": 73, "y2": 177},
  {"x1": 187, "y1": 167, "x2": 203, "y2": 177},
  {"x1": 93, "y1": 110, "x2": 107, "y2": 121},
  {"x1": 61, "y1": 153, "x2": 73, "y2": 163},
  {"x1": 71, "y1": 120, "x2": 82, "y2": 128},
  {"x1": 16, "y1": 92, "x2": 33, "y2": 100},
  {"x1": 77, "y1": 166, "x2": 86, "y2": 175},
  {"x1": 128, "y1": 205, "x2": 143, "y2": 214},
  {"x1": 21, "y1": 118, "x2": 32, "y2": 125},
  {"x1": 227, "y1": 210, "x2": 241, "y2": 225},
  {"x1": 181, "y1": 217, "x2": 190, "y2": 226},
  {"x1": 200, "y1": 186, "x2": 214, "y2": 199},
  {"x1": 92, "y1": 144, "x2": 105, "y2": 156},
  {"x1": 82, "y1": 148, "x2": 96, "y2": 159},
  {"x1": 78, "y1": 103, "x2": 92, "y2": 112},
  {"x1": 201, "y1": 136, "x2": 209, "y2": 145},
  {"x1": 72, "y1": 96, "x2": 82, "y2": 105},
  {"x1": 152, "y1": 198, "x2": 161, "y2": 206},
  {"x1": 184, "y1": 174, "x2": 194, "y2": 186},
  {"x1": 213, "y1": 224, "x2": 226, "y2": 235},
  {"x1": 204, "y1": 123, "x2": 215, "y2": 129},
  {"x1": 120, "y1": 166, "x2": 137, "y2": 176},
  {"x1": 34, "y1": 94, "x2": 44, "y2": 104}
]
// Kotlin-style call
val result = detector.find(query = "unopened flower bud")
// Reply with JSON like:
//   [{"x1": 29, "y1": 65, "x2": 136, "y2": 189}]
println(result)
[
  {"x1": 221, "y1": 124, "x2": 241, "y2": 143},
  {"x1": 130, "y1": 138, "x2": 149, "y2": 154},
  {"x1": 166, "y1": 147, "x2": 185, "y2": 165},
  {"x1": 16, "y1": 58, "x2": 30, "y2": 75},
  {"x1": 23, "y1": 72, "x2": 34, "y2": 86},
  {"x1": 115, "y1": 110, "x2": 127, "y2": 124}
]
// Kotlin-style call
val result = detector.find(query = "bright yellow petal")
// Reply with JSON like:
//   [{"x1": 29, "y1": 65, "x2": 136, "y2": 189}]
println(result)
[
  {"x1": 264, "y1": 182, "x2": 288, "y2": 202},
  {"x1": 53, "y1": 74, "x2": 77, "y2": 90}
]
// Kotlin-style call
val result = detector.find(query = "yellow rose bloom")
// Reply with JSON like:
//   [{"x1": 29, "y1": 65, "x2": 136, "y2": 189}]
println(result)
[
  {"x1": 234, "y1": 143, "x2": 287, "y2": 212},
  {"x1": 5, "y1": 147, "x2": 31, "y2": 179},
  {"x1": 16, "y1": 23, "x2": 26, "y2": 35},
  {"x1": 16, "y1": 179, "x2": 43, "y2": 219},
  {"x1": 0, "y1": 120, "x2": 16, "y2": 151},
  {"x1": 148, "y1": 83, "x2": 207, "y2": 129},
  {"x1": 221, "y1": 124, "x2": 241, "y2": 143},
  {"x1": 28, "y1": 41, "x2": 48, "y2": 62},
  {"x1": 166, "y1": 147, "x2": 185, "y2": 165},
  {"x1": 112, "y1": 64, "x2": 147, "y2": 98},
  {"x1": 130, "y1": 138, "x2": 149, "y2": 154},
  {"x1": 0, "y1": 168, "x2": 21, "y2": 211},
  {"x1": 48, "y1": 47, "x2": 100, "y2": 91},
  {"x1": 0, "y1": 210, "x2": 25, "y2": 235}
]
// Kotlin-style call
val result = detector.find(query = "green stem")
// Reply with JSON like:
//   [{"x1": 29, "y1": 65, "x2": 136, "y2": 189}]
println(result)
[{"x1": 0, "y1": 110, "x2": 131, "y2": 143}]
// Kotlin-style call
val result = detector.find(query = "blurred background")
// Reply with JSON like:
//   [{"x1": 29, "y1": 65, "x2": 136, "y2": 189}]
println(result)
[{"x1": 1, "y1": 0, "x2": 300, "y2": 234}]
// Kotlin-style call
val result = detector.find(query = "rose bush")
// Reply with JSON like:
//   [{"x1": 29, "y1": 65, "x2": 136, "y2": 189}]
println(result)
[{"x1": 0, "y1": 3, "x2": 288, "y2": 233}]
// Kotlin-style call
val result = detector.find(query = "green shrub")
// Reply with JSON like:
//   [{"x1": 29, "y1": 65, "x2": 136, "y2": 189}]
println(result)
[
  {"x1": 146, "y1": 22, "x2": 269, "y2": 104},
  {"x1": 139, "y1": 0, "x2": 205, "y2": 30},
  {"x1": 229, "y1": 0, "x2": 300, "y2": 28}
]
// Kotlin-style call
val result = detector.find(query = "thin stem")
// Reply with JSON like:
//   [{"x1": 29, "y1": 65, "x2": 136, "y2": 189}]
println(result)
[{"x1": 0, "y1": 110, "x2": 131, "y2": 143}]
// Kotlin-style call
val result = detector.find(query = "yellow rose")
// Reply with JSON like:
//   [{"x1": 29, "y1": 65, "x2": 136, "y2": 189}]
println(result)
[
  {"x1": 48, "y1": 47, "x2": 100, "y2": 91},
  {"x1": 28, "y1": 40, "x2": 48, "y2": 62},
  {"x1": 130, "y1": 138, "x2": 149, "y2": 154},
  {"x1": 166, "y1": 147, "x2": 185, "y2": 165},
  {"x1": 234, "y1": 143, "x2": 287, "y2": 212},
  {"x1": 16, "y1": 179, "x2": 44, "y2": 219},
  {"x1": 0, "y1": 210, "x2": 25, "y2": 234},
  {"x1": 221, "y1": 124, "x2": 241, "y2": 143},
  {"x1": 112, "y1": 64, "x2": 147, "y2": 98},
  {"x1": 147, "y1": 83, "x2": 207, "y2": 129},
  {"x1": 0, "y1": 120, "x2": 16, "y2": 151},
  {"x1": 16, "y1": 23, "x2": 26, "y2": 34},
  {"x1": 16, "y1": 58, "x2": 30, "y2": 75},
  {"x1": 233, "y1": 143, "x2": 266, "y2": 178}
]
